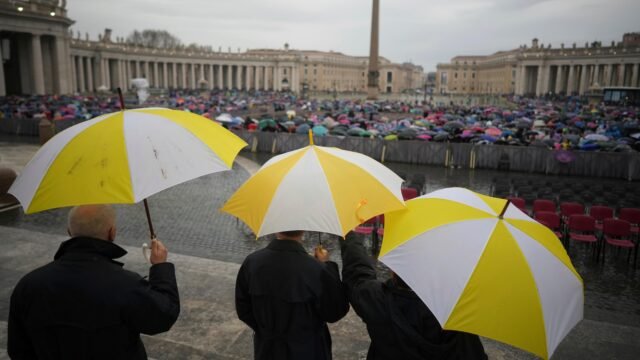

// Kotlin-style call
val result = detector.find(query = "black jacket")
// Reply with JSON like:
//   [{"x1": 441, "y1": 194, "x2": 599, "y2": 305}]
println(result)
[
  {"x1": 341, "y1": 235, "x2": 487, "y2": 360},
  {"x1": 235, "y1": 239, "x2": 350, "y2": 360},
  {"x1": 8, "y1": 237, "x2": 180, "y2": 360}
]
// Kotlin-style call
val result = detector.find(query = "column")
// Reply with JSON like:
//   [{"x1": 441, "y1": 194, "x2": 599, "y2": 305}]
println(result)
[
  {"x1": 593, "y1": 64, "x2": 600, "y2": 86},
  {"x1": 54, "y1": 36, "x2": 70, "y2": 94},
  {"x1": 235, "y1": 65, "x2": 242, "y2": 89},
  {"x1": 226, "y1": 65, "x2": 232, "y2": 89},
  {"x1": 181, "y1": 63, "x2": 187, "y2": 88},
  {"x1": 254, "y1": 66, "x2": 260, "y2": 90},
  {"x1": 0, "y1": 42, "x2": 5, "y2": 95},
  {"x1": 31, "y1": 34, "x2": 46, "y2": 95},
  {"x1": 535, "y1": 65, "x2": 545, "y2": 96},
  {"x1": 263, "y1": 66, "x2": 268, "y2": 90},
  {"x1": 171, "y1": 63, "x2": 177, "y2": 88},
  {"x1": 153, "y1": 62, "x2": 159, "y2": 87},
  {"x1": 189, "y1": 63, "x2": 196, "y2": 89},
  {"x1": 86, "y1": 58, "x2": 94, "y2": 92},
  {"x1": 292, "y1": 66, "x2": 298, "y2": 92},
  {"x1": 274, "y1": 66, "x2": 281, "y2": 91},
  {"x1": 244, "y1": 66, "x2": 251, "y2": 90},
  {"x1": 162, "y1": 63, "x2": 168, "y2": 88},
  {"x1": 217, "y1": 65, "x2": 223, "y2": 88},
  {"x1": 617, "y1": 64, "x2": 625, "y2": 86},
  {"x1": 555, "y1": 66, "x2": 563, "y2": 94},
  {"x1": 70, "y1": 56, "x2": 77, "y2": 92},
  {"x1": 104, "y1": 59, "x2": 111, "y2": 89},
  {"x1": 603, "y1": 64, "x2": 612, "y2": 86},
  {"x1": 208, "y1": 64, "x2": 214, "y2": 90},
  {"x1": 77, "y1": 57, "x2": 86, "y2": 92},
  {"x1": 579, "y1": 64, "x2": 589, "y2": 95},
  {"x1": 632, "y1": 63, "x2": 639, "y2": 87},
  {"x1": 516, "y1": 65, "x2": 525, "y2": 95},
  {"x1": 567, "y1": 65, "x2": 575, "y2": 95}
]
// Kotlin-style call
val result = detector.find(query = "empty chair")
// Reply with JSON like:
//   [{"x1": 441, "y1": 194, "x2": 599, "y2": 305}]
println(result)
[
  {"x1": 567, "y1": 214, "x2": 598, "y2": 256},
  {"x1": 560, "y1": 202, "x2": 585, "y2": 228},
  {"x1": 532, "y1": 199, "x2": 556, "y2": 216},
  {"x1": 618, "y1": 208, "x2": 640, "y2": 238},
  {"x1": 602, "y1": 218, "x2": 636, "y2": 266},
  {"x1": 535, "y1": 211, "x2": 563, "y2": 240},
  {"x1": 507, "y1": 197, "x2": 526, "y2": 212},
  {"x1": 401, "y1": 187, "x2": 419, "y2": 201},
  {"x1": 589, "y1": 205, "x2": 614, "y2": 232}
]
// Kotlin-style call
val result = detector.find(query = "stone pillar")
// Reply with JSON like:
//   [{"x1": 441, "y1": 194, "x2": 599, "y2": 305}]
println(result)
[
  {"x1": 153, "y1": 62, "x2": 159, "y2": 87},
  {"x1": 0, "y1": 43, "x2": 5, "y2": 96},
  {"x1": 104, "y1": 59, "x2": 111, "y2": 89},
  {"x1": 254, "y1": 66, "x2": 260, "y2": 90},
  {"x1": 86, "y1": 58, "x2": 94, "y2": 92},
  {"x1": 567, "y1": 65, "x2": 575, "y2": 95},
  {"x1": 70, "y1": 56, "x2": 77, "y2": 92},
  {"x1": 189, "y1": 63, "x2": 196, "y2": 89},
  {"x1": 555, "y1": 66, "x2": 563, "y2": 94},
  {"x1": 216, "y1": 65, "x2": 222, "y2": 88},
  {"x1": 226, "y1": 65, "x2": 232, "y2": 89},
  {"x1": 292, "y1": 66, "x2": 298, "y2": 92},
  {"x1": 579, "y1": 64, "x2": 589, "y2": 95},
  {"x1": 31, "y1": 34, "x2": 46, "y2": 95},
  {"x1": 54, "y1": 36, "x2": 70, "y2": 94},
  {"x1": 208, "y1": 64, "x2": 214, "y2": 90},
  {"x1": 263, "y1": 66, "x2": 268, "y2": 90},
  {"x1": 603, "y1": 64, "x2": 611, "y2": 86},
  {"x1": 77, "y1": 57, "x2": 86, "y2": 92},
  {"x1": 593, "y1": 64, "x2": 600, "y2": 87},
  {"x1": 162, "y1": 63, "x2": 168, "y2": 88},
  {"x1": 236, "y1": 65, "x2": 243, "y2": 90},
  {"x1": 274, "y1": 66, "x2": 280, "y2": 91},
  {"x1": 171, "y1": 63, "x2": 177, "y2": 88},
  {"x1": 617, "y1": 64, "x2": 625, "y2": 86},
  {"x1": 535, "y1": 65, "x2": 545, "y2": 96},
  {"x1": 244, "y1": 66, "x2": 251, "y2": 90},
  {"x1": 632, "y1": 63, "x2": 639, "y2": 87},
  {"x1": 516, "y1": 65, "x2": 525, "y2": 95},
  {"x1": 180, "y1": 63, "x2": 186, "y2": 88}
]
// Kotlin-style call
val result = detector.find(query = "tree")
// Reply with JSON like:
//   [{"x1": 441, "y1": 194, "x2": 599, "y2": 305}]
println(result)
[{"x1": 126, "y1": 29, "x2": 182, "y2": 49}]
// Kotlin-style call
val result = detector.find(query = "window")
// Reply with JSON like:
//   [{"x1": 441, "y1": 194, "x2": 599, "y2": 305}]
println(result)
[
  {"x1": 387, "y1": 72, "x2": 393, "y2": 82},
  {"x1": 284, "y1": 69, "x2": 287, "y2": 75},
  {"x1": 472, "y1": 73, "x2": 475, "y2": 79},
  {"x1": 314, "y1": 69, "x2": 317, "y2": 75},
  {"x1": 455, "y1": 73, "x2": 458, "y2": 78}
]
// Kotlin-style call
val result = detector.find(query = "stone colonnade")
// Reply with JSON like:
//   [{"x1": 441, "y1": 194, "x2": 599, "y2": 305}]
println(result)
[
  {"x1": 68, "y1": 55, "x2": 299, "y2": 93},
  {"x1": 516, "y1": 61, "x2": 640, "y2": 96}
]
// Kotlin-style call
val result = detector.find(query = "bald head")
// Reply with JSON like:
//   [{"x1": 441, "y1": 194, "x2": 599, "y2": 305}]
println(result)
[{"x1": 68, "y1": 205, "x2": 116, "y2": 241}]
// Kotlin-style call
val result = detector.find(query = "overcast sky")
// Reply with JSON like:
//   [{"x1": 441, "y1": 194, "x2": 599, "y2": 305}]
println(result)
[{"x1": 67, "y1": 0, "x2": 640, "y2": 72}]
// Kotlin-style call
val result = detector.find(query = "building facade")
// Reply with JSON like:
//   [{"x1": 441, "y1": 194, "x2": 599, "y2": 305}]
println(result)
[
  {"x1": 0, "y1": 0, "x2": 423, "y2": 96},
  {"x1": 436, "y1": 34, "x2": 640, "y2": 96}
]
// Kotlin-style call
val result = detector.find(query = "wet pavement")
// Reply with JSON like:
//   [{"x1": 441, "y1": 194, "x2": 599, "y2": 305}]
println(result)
[{"x1": 1, "y1": 137, "x2": 640, "y2": 358}]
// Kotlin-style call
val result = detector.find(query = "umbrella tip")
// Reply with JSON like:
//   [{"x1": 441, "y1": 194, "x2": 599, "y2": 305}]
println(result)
[{"x1": 308, "y1": 129, "x2": 314, "y2": 146}]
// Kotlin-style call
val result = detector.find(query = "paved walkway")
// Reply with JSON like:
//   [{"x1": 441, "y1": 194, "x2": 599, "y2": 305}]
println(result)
[{"x1": 1, "y1": 140, "x2": 640, "y2": 359}]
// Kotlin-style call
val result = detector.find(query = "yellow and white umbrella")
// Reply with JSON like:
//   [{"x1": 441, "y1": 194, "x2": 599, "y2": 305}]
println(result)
[
  {"x1": 221, "y1": 136, "x2": 405, "y2": 237},
  {"x1": 9, "y1": 108, "x2": 247, "y2": 215},
  {"x1": 380, "y1": 187, "x2": 583, "y2": 359}
]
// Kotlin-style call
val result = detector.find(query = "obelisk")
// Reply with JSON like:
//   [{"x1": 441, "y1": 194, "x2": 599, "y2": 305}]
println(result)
[{"x1": 367, "y1": 0, "x2": 380, "y2": 100}]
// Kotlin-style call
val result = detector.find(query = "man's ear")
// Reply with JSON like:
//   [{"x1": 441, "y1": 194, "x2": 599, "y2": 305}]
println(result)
[{"x1": 108, "y1": 226, "x2": 116, "y2": 242}]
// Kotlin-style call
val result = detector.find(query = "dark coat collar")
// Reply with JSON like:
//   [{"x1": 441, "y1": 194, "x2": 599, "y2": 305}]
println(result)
[
  {"x1": 266, "y1": 239, "x2": 307, "y2": 253},
  {"x1": 54, "y1": 237, "x2": 128, "y2": 264}
]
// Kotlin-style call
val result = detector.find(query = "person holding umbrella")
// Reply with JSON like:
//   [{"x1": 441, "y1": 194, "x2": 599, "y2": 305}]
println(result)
[
  {"x1": 8, "y1": 204, "x2": 180, "y2": 359},
  {"x1": 235, "y1": 230, "x2": 349, "y2": 360},
  {"x1": 340, "y1": 232, "x2": 487, "y2": 360}
]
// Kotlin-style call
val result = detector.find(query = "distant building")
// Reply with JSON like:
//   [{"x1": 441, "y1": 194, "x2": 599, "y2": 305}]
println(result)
[
  {"x1": 436, "y1": 34, "x2": 640, "y2": 96},
  {"x1": 0, "y1": 0, "x2": 423, "y2": 96}
]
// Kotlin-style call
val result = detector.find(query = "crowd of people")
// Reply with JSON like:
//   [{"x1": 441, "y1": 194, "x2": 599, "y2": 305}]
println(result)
[{"x1": 1, "y1": 90, "x2": 639, "y2": 152}]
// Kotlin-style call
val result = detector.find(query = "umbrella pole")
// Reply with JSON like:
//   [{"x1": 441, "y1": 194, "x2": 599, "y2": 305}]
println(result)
[
  {"x1": 143, "y1": 199, "x2": 156, "y2": 239},
  {"x1": 498, "y1": 200, "x2": 511, "y2": 219}
]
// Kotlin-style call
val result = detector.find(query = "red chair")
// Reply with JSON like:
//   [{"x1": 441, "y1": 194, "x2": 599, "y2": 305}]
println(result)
[
  {"x1": 589, "y1": 205, "x2": 614, "y2": 232},
  {"x1": 618, "y1": 208, "x2": 640, "y2": 238},
  {"x1": 532, "y1": 199, "x2": 556, "y2": 216},
  {"x1": 567, "y1": 215, "x2": 598, "y2": 256},
  {"x1": 507, "y1": 197, "x2": 526, "y2": 212},
  {"x1": 401, "y1": 187, "x2": 419, "y2": 201},
  {"x1": 560, "y1": 202, "x2": 584, "y2": 219},
  {"x1": 602, "y1": 218, "x2": 636, "y2": 266},
  {"x1": 534, "y1": 211, "x2": 563, "y2": 240}
]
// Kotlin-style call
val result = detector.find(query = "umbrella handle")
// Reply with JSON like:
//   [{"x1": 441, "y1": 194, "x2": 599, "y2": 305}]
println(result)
[
  {"x1": 308, "y1": 129, "x2": 314, "y2": 145},
  {"x1": 143, "y1": 199, "x2": 156, "y2": 239},
  {"x1": 356, "y1": 199, "x2": 368, "y2": 223}
]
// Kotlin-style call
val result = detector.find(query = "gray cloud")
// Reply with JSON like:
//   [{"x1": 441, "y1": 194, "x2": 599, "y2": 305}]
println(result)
[{"x1": 68, "y1": 0, "x2": 640, "y2": 72}]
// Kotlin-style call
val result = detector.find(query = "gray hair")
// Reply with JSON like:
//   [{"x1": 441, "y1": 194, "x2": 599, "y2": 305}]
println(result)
[{"x1": 68, "y1": 205, "x2": 116, "y2": 240}]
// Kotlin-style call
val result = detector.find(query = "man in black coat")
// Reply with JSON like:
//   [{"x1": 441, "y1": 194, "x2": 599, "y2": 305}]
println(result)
[
  {"x1": 235, "y1": 230, "x2": 350, "y2": 360},
  {"x1": 340, "y1": 233, "x2": 487, "y2": 360},
  {"x1": 7, "y1": 205, "x2": 180, "y2": 360}
]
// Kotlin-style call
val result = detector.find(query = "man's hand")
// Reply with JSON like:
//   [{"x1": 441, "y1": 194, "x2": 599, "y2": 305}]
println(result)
[
  {"x1": 150, "y1": 238, "x2": 168, "y2": 265},
  {"x1": 314, "y1": 245, "x2": 330, "y2": 262}
]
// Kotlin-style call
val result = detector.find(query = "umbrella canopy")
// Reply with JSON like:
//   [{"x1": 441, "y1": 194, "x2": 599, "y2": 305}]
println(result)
[
  {"x1": 9, "y1": 108, "x2": 248, "y2": 214},
  {"x1": 380, "y1": 188, "x2": 583, "y2": 359},
  {"x1": 215, "y1": 113, "x2": 233, "y2": 123},
  {"x1": 221, "y1": 143, "x2": 405, "y2": 237}
]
